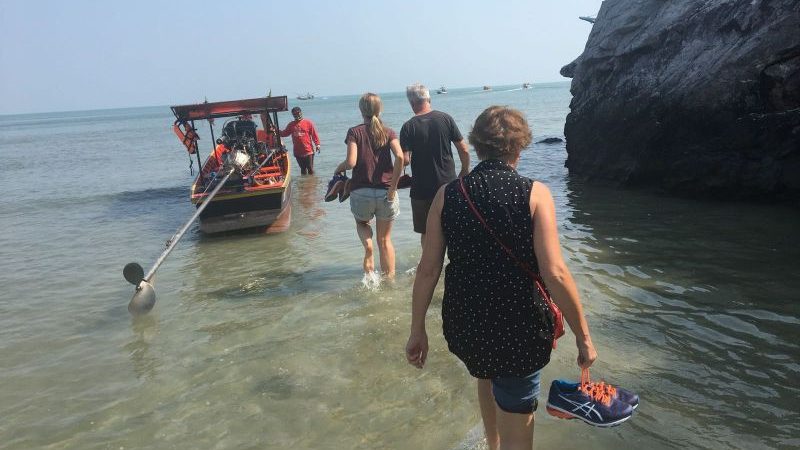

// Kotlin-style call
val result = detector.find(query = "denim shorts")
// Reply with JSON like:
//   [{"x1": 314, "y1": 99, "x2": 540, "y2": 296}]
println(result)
[
  {"x1": 491, "y1": 370, "x2": 542, "y2": 414},
  {"x1": 349, "y1": 187, "x2": 399, "y2": 222}
]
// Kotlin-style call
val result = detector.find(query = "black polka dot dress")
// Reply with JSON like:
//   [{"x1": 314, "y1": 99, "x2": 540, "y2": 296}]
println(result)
[{"x1": 441, "y1": 158, "x2": 555, "y2": 379}]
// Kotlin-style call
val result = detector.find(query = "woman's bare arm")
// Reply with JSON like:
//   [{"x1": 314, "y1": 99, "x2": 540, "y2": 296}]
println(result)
[
  {"x1": 530, "y1": 181, "x2": 597, "y2": 368},
  {"x1": 334, "y1": 141, "x2": 358, "y2": 174},
  {"x1": 388, "y1": 138, "x2": 404, "y2": 200}
]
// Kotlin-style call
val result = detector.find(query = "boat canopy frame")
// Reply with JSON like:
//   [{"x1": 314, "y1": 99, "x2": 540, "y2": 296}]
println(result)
[
  {"x1": 170, "y1": 96, "x2": 289, "y2": 177},
  {"x1": 171, "y1": 96, "x2": 289, "y2": 121}
]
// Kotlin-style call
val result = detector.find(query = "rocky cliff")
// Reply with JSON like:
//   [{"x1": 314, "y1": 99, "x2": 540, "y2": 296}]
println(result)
[{"x1": 562, "y1": 0, "x2": 800, "y2": 201}]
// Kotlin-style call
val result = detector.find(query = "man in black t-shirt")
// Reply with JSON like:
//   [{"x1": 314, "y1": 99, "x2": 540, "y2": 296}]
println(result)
[{"x1": 400, "y1": 83, "x2": 470, "y2": 245}]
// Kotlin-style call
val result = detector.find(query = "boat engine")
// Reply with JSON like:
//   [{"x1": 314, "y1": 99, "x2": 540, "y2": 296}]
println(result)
[
  {"x1": 212, "y1": 118, "x2": 274, "y2": 189},
  {"x1": 226, "y1": 148, "x2": 252, "y2": 171}
]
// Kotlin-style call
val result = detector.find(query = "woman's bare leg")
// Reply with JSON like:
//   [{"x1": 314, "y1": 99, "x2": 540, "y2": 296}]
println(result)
[
  {"x1": 495, "y1": 406, "x2": 534, "y2": 450},
  {"x1": 375, "y1": 219, "x2": 395, "y2": 278},
  {"x1": 478, "y1": 379, "x2": 500, "y2": 450},
  {"x1": 355, "y1": 219, "x2": 374, "y2": 273}
]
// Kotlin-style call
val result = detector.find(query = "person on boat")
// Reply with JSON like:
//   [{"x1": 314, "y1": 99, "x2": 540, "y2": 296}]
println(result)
[
  {"x1": 405, "y1": 106, "x2": 598, "y2": 450},
  {"x1": 227, "y1": 114, "x2": 258, "y2": 141},
  {"x1": 213, "y1": 138, "x2": 230, "y2": 166},
  {"x1": 333, "y1": 93, "x2": 404, "y2": 279},
  {"x1": 278, "y1": 106, "x2": 321, "y2": 175},
  {"x1": 400, "y1": 83, "x2": 469, "y2": 247},
  {"x1": 257, "y1": 113, "x2": 278, "y2": 149},
  {"x1": 256, "y1": 127, "x2": 276, "y2": 149},
  {"x1": 201, "y1": 138, "x2": 230, "y2": 177}
]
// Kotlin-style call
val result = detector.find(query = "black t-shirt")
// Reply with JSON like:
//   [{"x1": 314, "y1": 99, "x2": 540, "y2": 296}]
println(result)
[{"x1": 399, "y1": 110, "x2": 463, "y2": 200}]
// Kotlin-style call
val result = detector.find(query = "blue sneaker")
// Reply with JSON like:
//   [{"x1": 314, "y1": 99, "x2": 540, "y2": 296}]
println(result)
[
  {"x1": 612, "y1": 385, "x2": 639, "y2": 410},
  {"x1": 551, "y1": 380, "x2": 639, "y2": 410},
  {"x1": 324, "y1": 174, "x2": 347, "y2": 202},
  {"x1": 338, "y1": 178, "x2": 352, "y2": 202},
  {"x1": 546, "y1": 379, "x2": 633, "y2": 427}
]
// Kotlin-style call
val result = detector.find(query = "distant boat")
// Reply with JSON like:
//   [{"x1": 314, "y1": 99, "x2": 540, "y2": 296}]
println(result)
[
  {"x1": 579, "y1": 16, "x2": 596, "y2": 24},
  {"x1": 436, "y1": 86, "x2": 448, "y2": 94},
  {"x1": 296, "y1": 92, "x2": 315, "y2": 100},
  {"x1": 522, "y1": 83, "x2": 532, "y2": 89},
  {"x1": 483, "y1": 85, "x2": 492, "y2": 91}
]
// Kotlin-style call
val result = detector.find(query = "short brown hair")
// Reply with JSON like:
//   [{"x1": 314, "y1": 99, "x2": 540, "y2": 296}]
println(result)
[{"x1": 468, "y1": 106, "x2": 532, "y2": 161}]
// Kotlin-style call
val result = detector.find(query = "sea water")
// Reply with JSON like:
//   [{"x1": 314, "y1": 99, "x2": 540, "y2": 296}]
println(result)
[{"x1": 1, "y1": 83, "x2": 798, "y2": 449}]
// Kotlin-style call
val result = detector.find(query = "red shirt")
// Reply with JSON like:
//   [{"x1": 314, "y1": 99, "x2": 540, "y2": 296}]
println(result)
[{"x1": 279, "y1": 118, "x2": 320, "y2": 157}]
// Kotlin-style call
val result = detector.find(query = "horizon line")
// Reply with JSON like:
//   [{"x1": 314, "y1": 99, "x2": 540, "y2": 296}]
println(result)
[{"x1": 0, "y1": 80, "x2": 571, "y2": 117}]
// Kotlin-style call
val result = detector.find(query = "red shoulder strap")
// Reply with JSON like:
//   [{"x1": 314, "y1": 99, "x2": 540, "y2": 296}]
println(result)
[{"x1": 457, "y1": 178, "x2": 546, "y2": 288}]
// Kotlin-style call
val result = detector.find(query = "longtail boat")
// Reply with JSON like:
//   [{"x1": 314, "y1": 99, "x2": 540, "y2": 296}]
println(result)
[{"x1": 171, "y1": 96, "x2": 292, "y2": 234}]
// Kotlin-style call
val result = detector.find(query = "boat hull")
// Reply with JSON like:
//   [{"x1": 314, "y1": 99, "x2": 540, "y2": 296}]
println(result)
[
  {"x1": 192, "y1": 151, "x2": 292, "y2": 234},
  {"x1": 198, "y1": 183, "x2": 292, "y2": 233}
]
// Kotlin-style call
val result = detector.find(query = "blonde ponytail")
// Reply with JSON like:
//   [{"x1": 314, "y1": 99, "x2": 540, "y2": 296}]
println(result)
[
  {"x1": 369, "y1": 115, "x2": 388, "y2": 148},
  {"x1": 359, "y1": 93, "x2": 388, "y2": 148}
]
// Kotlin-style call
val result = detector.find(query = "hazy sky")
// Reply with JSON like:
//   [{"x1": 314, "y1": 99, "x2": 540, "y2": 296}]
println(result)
[{"x1": 0, "y1": 0, "x2": 601, "y2": 114}]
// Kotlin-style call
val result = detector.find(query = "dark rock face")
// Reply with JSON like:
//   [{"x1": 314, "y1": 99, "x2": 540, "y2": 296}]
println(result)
[{"x1": 562, "y1": 0, "x2": 800, "y2": 201}]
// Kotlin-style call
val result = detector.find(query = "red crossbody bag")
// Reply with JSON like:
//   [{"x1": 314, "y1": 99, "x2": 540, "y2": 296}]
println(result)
[{"x1": 458, "y1": 178, "x2": 566, "y2": 349}]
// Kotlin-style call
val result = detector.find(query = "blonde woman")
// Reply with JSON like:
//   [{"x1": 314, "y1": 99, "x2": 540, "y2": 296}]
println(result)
[{"x1": 334, "y1": 93, "x2": 404, "y2": 279}]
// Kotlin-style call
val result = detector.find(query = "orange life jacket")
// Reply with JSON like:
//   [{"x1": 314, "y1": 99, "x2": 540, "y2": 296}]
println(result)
[{"x1": 173, "y1": 120, "x2": 199, "y2": 154}]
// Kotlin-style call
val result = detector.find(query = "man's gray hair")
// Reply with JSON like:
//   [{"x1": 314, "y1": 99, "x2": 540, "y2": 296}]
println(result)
[{"x1": 406, "y1": 83, "x2": 431, "y2": 105}]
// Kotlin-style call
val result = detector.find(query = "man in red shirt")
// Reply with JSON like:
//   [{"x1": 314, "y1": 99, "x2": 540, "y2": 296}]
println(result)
[{"x1": 279, "y1": 106, "x2": 321, "y2": 175}]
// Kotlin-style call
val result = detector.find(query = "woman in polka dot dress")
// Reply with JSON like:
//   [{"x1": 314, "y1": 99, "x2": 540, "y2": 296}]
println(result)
[{"x1": 405, "y1": 106, "x2": 598, "y2": 450}]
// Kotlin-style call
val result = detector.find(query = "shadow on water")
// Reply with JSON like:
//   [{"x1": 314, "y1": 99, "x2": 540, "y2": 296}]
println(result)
[
  {"x1": 252, "y1": 375, "x2": 294, "y2": 400},
  {"x1": 185, "y1": 247, "x2": 367, "y2": 311},
  {"x1": 106, "y1": 185, "x2": 190, "y2": 208},
  {"x1": 292, "y1": 175, "x2": 327, "y2": 239},
  {"x1": 564, "y1": 178, "x2": 800, "y2": 310},
  {"x1": 563, "y1": 178, "x2": 800, "y2": 447},
  {"x1": 110, "y1": 176, "x2": 332, "y2": 323},
  {"x1": 180, "y1": 175, "x2": 336, "y2": 309},
  {"x1": 103, "y1": 185, "x2": 194, "y2": 237}
]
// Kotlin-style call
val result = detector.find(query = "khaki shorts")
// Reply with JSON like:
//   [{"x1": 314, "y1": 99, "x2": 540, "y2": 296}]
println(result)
[
  {"x1": 411, "y1": 197, "x2": 434, "y2": 233},
  {"x1": 350, "y1": 188, "x2": 399, "y2": 222}
]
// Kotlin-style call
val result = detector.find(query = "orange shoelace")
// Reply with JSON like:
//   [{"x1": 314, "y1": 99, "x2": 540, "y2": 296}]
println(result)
[{"x1": 579, "y1": 368, "x2": 617, "y2": 406}]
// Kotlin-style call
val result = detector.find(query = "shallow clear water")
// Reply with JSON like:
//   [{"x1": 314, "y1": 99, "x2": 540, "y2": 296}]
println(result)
[{"x1": 1, "y1": 83, "x2": 798, "y2": 449}]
